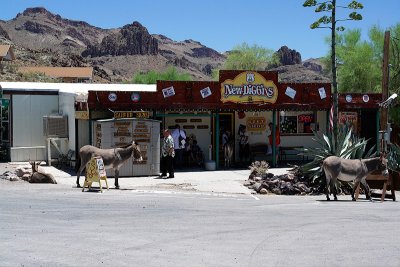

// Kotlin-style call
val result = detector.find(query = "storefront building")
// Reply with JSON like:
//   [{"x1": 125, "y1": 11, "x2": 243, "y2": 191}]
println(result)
[
  {"x1": 88, "y1": 70, "x2": 383, "y2": 168},
  {"x1": 0, "y1": 71, "x2": 383, "y2": 171}
]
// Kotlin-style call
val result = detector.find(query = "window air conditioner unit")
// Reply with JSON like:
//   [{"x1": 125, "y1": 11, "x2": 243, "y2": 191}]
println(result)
[{"x1": 43, "y1": 115, "x2": 68, "y2": 138}]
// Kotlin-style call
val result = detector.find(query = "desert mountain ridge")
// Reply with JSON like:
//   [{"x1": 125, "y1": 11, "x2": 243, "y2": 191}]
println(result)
[{"x1": 0, "y1": 7, "x2": 329, "y2": 83}]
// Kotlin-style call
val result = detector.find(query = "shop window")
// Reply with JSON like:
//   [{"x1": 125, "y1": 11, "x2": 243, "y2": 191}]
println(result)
[{"x1": 279, "y1": 111, "x2": 316, "y2": 134}]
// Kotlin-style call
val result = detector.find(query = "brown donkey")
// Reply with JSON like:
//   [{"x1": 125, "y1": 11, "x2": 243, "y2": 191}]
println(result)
[{"x1": 76, "y1": 141, "x2": 142, "y2": 189}]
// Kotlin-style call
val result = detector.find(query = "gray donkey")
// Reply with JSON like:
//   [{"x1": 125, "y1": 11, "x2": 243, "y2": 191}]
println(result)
[
  {"x1": 322, "y1": 155, "x2": 388, "y2": 201},
  {"x1": 76, "y1": 141, "x2": 142, "y2": 189}
]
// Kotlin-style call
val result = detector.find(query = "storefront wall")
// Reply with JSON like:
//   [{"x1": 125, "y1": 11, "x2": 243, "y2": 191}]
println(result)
[
  {"x1": 233, "y1": 110, "x2": 327, "y2": 160},
  {"x1": 11, "y1": 94, "x2": 59, "y2": 161},
  {"x1": 164, "y1": 114, "x2": 212, "y2": 159}
]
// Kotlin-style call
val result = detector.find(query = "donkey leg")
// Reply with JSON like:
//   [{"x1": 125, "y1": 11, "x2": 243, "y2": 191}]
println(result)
[
  {"x1": 114, "y1": 169, "x2": 120, "y2": 189},
  {"x1": 360, "y1": 178, "x2": 371, "y2": 201},
  {"x1": 325, "y1": 175, "x2": 332, "y2": 201},
  {"x1": 76, "y1": 164, "x2": 86, "y2": 188},
  {"x1": 332, "y1": 181, "x2": 338, "y2": 201},
  {"x1": 351, "y1": 180, "x2": 360, "y2": 201},
  {"x1": 330, "y1": 180, "x2": 337, "y2": 201}
]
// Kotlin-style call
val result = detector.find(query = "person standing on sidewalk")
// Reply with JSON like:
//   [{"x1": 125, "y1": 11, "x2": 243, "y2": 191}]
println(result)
[
  {"x1": 160, "y1": 129, "x2": 175, "y2": 178},
  {"x1": 171, "y1": 124, "x2": 186, "y2": 169}
]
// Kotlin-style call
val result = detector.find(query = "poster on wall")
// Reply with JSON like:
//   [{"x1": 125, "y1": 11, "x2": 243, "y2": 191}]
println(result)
[
  {"x1": 318, "y1": 87, "x2": 327, "y2": 99},
  {"x1": 200, "y1": 87, "x2": 212, "y2": 98},
  {"x1": 285, "y1": 87, "x2": 296, "y2": 99},
  {"x1": 339, "y1": 112, "x2": 358, "y2": 133},
  {"x1": 162, "y1": 86, "x2": 175, "y2": 98}
]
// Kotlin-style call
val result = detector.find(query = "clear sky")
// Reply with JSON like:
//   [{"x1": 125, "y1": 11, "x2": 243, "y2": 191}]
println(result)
[{"x1": 3, "y1": 0, "x2": 400, "y2": 59}]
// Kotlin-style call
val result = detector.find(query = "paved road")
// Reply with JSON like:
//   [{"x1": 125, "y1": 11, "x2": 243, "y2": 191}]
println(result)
[{"x1": 1, "y1": 180, "x2": 400, "y2": 267}]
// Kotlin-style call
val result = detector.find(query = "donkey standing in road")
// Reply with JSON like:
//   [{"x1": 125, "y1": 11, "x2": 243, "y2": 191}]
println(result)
[
  {"x1": 322, "y1": 155, "x2": 388, "y2": 201},
  {"x1": 76, "y1": 141, "x2": 142, "y2": 189}
]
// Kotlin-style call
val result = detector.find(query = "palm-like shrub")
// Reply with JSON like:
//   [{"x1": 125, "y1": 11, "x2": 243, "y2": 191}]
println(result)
[
  {"x1": 388, "y1": 143, "x2": 400, "y2": 172},
  {"x1": 299, "y1": 128, "x2": 376, "y2": 191}
]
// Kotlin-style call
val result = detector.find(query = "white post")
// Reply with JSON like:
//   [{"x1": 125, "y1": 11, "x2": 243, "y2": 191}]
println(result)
[{"x1": 208, "y1": 145, "x2": 212, "y2": 161}]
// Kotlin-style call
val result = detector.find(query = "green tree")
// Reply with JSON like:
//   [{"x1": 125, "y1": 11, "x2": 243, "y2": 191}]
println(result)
[
  {"x1": 130, "y1": 66, "x2": 192, "y2": 84},
  {"x1": 335, "y1": 29, "x2": 381, "y2": 92},
  {"x1": 223, "y1": 42, "x2": 276, "y2": 71},
  {"x1": 303, "y1": 0, "x2": 363, "y2": 148}
]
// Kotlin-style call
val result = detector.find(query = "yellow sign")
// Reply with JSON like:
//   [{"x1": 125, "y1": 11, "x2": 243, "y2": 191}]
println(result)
[
  {"x1": 221, "y1": 71, "x2": 278, "y2": 104},
  {"x1": 114, "y1": 111, "x2": 150, "y2": 119},
  {"x1": 136, "y1": 111, "x2": 150, "y2": 118},
  {"x1": 246, "y1": 117, "x2": 267, "y2": 131},
  {"x1": 75, "y1": 111, "x2": 89, "y2": 120},
  {"x1": 115, "y1": 111, "x2": 134, "y2": 119},
  {"x1": 83, "y1": 156, "x2": 108, "y2": 192}
]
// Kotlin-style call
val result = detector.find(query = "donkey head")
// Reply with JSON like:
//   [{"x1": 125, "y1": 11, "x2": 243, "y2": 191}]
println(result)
[
  {"x1": 132, "y1": 141, "x2": 143, "y2": 162},
  {"x1": 379, "y1": 153, "x2": 389, "y2": 176}
]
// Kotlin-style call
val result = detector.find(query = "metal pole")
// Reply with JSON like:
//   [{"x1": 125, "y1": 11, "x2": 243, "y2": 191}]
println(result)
[
  {"x1": 272, "y1": 110, "x2": 276, "y2": 167},
  {"x1": 89, "y1": 109, "x2": 92, "y2": 146},
  {"x1": 215, "y1": 113, "x2": 220, "y2": 169},
  {"x1": 377, "y1": 111, "x2": 380, "y2": 154}
]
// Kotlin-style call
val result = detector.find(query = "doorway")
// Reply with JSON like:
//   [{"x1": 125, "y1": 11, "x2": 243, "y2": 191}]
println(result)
[
  {"x1": 360, "y1": 109, "x2": 378, "y2": 153},
  {"x1": 218, "y1": 113, "x2": 235, "y2": 166}
]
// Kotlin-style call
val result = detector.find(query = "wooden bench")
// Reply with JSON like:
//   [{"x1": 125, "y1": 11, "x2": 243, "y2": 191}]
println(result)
[
  {"x1": 355, "y1": 170, "x2": 397, "y2": 201},
  {"x1": 279, "y1": 146, "x2": 306, "y2": 162},
  {"x1": 250, "y1": 143, "x2": 272, "y2": 162}
]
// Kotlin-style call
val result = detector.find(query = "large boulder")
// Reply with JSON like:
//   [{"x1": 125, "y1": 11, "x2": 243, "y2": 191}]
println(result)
[
  {"x1": 276, "y1": 46, "x2": 302, "y2": 65},
  {"x1": 82, "y1": 21, "x2": 158, "y2": 57}
]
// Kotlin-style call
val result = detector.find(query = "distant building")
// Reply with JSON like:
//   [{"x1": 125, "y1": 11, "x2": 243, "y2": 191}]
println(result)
[
  {"x1": 0, "y1": 45, "x2": 16, "y2": 70},
  {"x1": 18, "y1": 67, "x2": 93, "y2": 83}
]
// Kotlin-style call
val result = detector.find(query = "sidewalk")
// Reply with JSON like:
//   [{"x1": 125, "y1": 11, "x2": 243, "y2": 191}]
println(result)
[{"x1": 0, "y1": 162, "x2": 291, "y2": 194}]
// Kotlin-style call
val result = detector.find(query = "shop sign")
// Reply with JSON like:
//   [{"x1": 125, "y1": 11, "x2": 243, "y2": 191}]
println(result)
[
  {"x1": 75, "y1": 110, "x2": 89, "y2": 120},
  {"x1": 221, "y1": 71, "x2": 278, "y2": 104},
  {"x1": 114, "y1": 111, "x2": 150, "y2": 119},
  {"x1": 362, "y1": 94, "x2": 369, "y2": 102},
  {"x1": 246, "y1": 117, "x2": 267, "y2": 131}
]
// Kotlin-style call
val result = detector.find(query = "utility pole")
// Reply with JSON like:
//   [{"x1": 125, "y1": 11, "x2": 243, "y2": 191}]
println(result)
[
  {"x1": 380, "y1": 31, "x2": 390, "y2": 153},
  {"x1": 331, "y1": 0, "x2": 339, "y2": 148}
]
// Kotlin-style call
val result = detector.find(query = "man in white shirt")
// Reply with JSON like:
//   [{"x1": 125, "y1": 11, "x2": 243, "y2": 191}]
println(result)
[{"x1": 171, "y1": 124, "x2": 186, "y2": 168}]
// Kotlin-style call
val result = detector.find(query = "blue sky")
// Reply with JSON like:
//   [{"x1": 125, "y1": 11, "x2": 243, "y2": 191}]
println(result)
[{"x1": 3, "y1": 0, "x2": 400, "y2": 59}]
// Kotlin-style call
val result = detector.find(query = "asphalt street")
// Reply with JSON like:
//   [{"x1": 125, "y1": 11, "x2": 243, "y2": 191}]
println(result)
[{"x1": 1, "y1": 179, "x2": 400, "y2": 267}]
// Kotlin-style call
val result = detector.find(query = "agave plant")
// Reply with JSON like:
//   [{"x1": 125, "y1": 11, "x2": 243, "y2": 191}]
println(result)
[
  {"x1": 299, "y1": 128, "x2": 376, "y2": 190},
  {"x1": 387, "y1": 143, "x2": 400, "y2": 172}
]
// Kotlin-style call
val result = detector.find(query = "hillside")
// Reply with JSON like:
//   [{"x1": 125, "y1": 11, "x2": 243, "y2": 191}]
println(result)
[{"x1": 0, "y1": 7, "x2": 328, "y2": 83}]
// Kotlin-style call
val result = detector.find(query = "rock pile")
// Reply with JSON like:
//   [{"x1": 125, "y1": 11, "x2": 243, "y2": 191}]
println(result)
[
  {"x1": 0, "y1": 162, "x2": 57, "y2": 184},
  {"x1": 245, "y1": 170, "x2": 313, "y2": 195},
  {"x1": 245, "y1": 161, "x2": 357, "y2": 196}
]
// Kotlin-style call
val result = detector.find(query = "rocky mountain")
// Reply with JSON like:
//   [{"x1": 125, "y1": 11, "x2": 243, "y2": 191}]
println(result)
[
  {"x1": 0, "y1": 7, "x2": 328, "y2": 83},
  {"x1": 276, "y1": 46, "x2": 302, "y2": 65}
]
